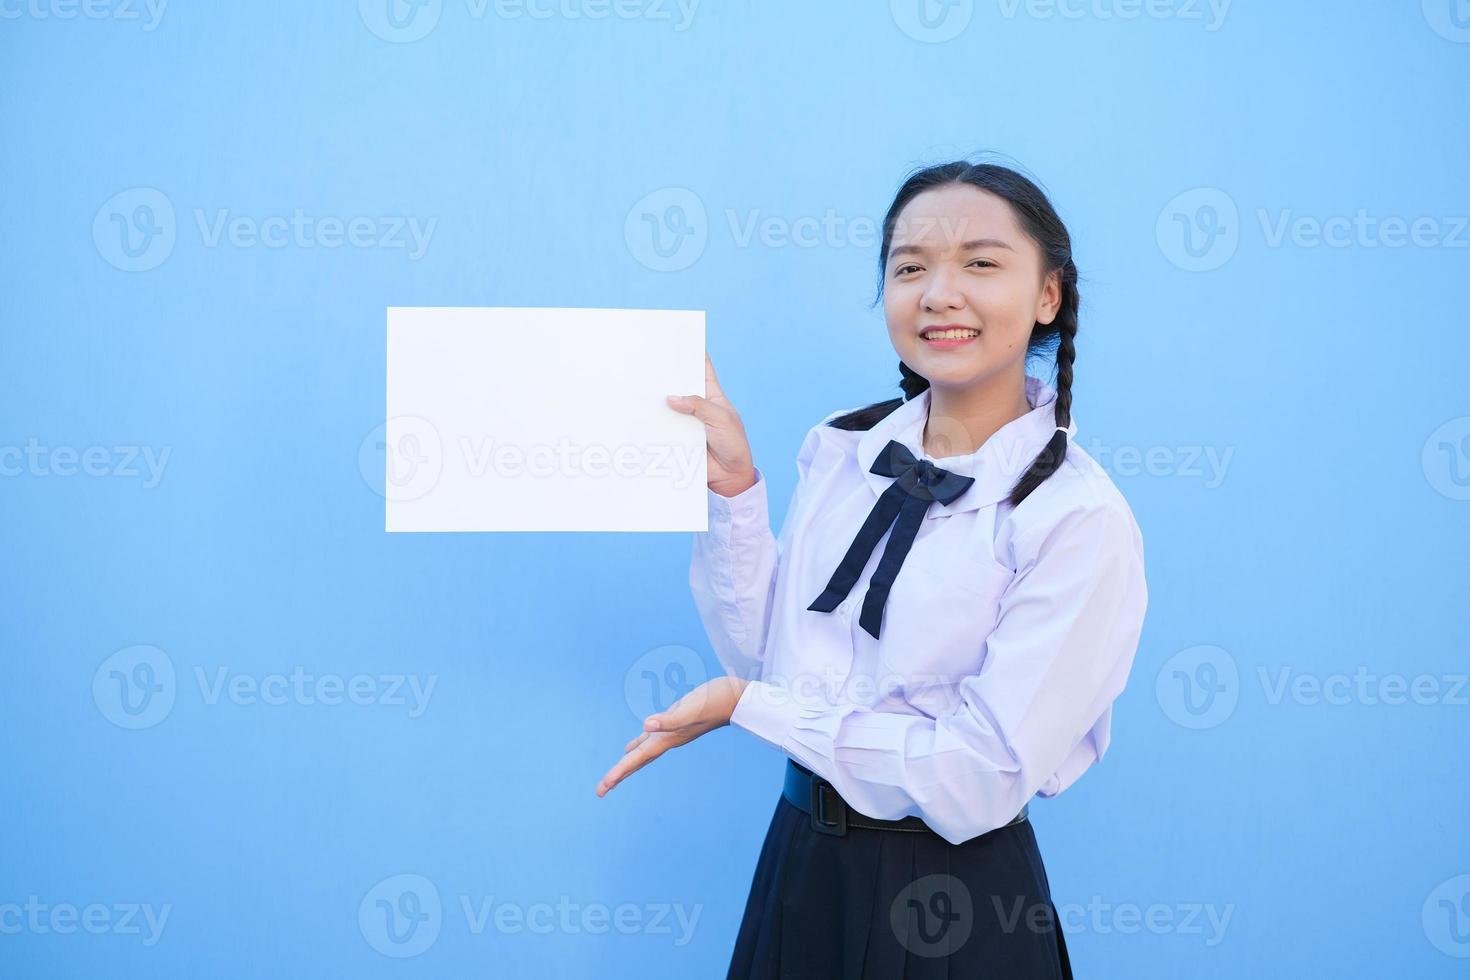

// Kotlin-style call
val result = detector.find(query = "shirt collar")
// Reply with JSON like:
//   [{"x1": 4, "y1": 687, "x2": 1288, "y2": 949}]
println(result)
[{"x1": 854, "y1": 373, "x2": 1075, "y2": 518}]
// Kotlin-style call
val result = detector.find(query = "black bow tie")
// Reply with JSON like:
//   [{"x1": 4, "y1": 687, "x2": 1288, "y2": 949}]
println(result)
[{"x1": 807, "y1": 439, "x2": 975, "y2": 639}]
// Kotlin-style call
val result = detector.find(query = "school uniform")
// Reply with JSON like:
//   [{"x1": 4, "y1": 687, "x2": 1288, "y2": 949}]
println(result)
[{"x1": 690, "y1": 373, "x2": 1149, "y2": 978}]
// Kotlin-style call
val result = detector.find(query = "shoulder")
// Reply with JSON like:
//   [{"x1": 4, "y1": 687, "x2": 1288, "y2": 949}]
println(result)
[
  {"x1": 796, "y1": 406, "x2": 862, "y2": 458},
  {"x1": 1001, "y1": 440, "x2": 1145, "y2": 566}
]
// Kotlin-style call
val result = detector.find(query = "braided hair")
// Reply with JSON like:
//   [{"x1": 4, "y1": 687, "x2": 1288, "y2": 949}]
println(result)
[{"x1": 828, "y1": 158, "x2": 1081, "y2": 509}]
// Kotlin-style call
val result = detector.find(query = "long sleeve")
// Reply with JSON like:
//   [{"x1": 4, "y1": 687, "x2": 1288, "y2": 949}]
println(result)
[
  {"x1": 729, "y1": 500, "x2": 1148, "y2": 846},
  {"x1": 689, "y1": 423, "x2": 824, "y2": 682}
]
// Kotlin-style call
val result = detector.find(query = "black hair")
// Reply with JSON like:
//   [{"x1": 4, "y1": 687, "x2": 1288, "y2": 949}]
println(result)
[{"x1": 826, "y1": 157, "x2": 1080, "y2": 508}]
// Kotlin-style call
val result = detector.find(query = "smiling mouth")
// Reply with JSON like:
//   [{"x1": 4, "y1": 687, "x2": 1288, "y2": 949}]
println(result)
[{"x1": 920, "y1": 327, "x2": 980, "y2": 348}]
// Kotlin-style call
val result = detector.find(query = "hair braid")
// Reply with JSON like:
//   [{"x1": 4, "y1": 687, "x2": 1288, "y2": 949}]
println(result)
[{"x1": 1005, "y1": 256, "x2": 1078, "y2": 508}]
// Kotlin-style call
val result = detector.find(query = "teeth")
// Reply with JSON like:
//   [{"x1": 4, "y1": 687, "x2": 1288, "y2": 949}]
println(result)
[{"x1": 923, "y1": 328, "x2": 979, "y2": 340}]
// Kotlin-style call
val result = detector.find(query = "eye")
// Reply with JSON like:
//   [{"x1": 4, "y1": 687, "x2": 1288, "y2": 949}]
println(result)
[
  {"x1": 894, "y1": 263, "x2": 921, "y2": 275},
  {"x1": 969, "y1": 258, "x2": 997, "y2": 268}
]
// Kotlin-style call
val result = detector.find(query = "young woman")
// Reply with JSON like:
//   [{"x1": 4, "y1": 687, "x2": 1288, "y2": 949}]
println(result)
[{"x1": 597, "y1": 160, "x2": 1149, "y2": 978}]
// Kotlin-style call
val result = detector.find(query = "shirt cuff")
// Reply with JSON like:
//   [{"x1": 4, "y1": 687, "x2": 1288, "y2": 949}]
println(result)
[
  {"x1": 707, "y1": 467, "x2": 766, "y2": 528},
  {"x1": 730, "y1": 679, "x2": 800, "y2": 753}
]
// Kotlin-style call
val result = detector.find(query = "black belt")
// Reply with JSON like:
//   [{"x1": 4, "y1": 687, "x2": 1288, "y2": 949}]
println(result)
[{"x1": 782, "y1": 757, "x2": 1028, "y2": 838}]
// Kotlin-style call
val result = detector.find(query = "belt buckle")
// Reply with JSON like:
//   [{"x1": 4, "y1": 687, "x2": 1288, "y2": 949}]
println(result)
[{"x1": 809, "y1": 777, "x2": 847, "y2": 836}]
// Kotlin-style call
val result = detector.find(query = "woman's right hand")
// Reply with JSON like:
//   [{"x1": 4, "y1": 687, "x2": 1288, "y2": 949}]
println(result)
[{"x1": 667, "y1": 352, "x2": 757, "y2": 498}]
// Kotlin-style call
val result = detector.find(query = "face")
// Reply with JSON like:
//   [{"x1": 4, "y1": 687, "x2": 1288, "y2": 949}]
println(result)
[{"x1": 883, "y1": 183, "x2": 1060, "y2": 392}]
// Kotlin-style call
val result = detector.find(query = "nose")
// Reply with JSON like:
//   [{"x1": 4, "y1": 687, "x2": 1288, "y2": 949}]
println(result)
[{"x1": 920, "y1": 265, "x2": 963, "y2": 312}]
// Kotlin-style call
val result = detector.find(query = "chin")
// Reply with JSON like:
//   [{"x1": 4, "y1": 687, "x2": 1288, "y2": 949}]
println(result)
[{"x1": 910, "y1": 354, "x2": 983, "y2": 385}]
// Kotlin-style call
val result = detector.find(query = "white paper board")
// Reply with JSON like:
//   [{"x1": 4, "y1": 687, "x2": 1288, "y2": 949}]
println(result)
[{"x1": 384, "y1": 307, "x2": 707, "y2": 532}]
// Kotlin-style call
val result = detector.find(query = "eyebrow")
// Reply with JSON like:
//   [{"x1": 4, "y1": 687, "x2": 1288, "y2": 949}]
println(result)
[{"x1": 888, "y1": 238, "x2": 1014, "y2": 261}]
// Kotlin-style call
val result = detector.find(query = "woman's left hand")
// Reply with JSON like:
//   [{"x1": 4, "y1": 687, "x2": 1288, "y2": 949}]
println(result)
[{"x1": 595, "y1": 676, "x2": 750, "y2": 797}]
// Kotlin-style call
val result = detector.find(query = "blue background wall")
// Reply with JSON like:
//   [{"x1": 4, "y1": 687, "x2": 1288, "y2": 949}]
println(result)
[{"x1": 3, "y1": 1, "x2": 1468, "y2": 976}]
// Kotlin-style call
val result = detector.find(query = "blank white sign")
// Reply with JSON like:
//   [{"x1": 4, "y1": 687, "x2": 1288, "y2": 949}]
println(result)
[{"x1": 384, "y1": 307, "x2": 707, "y2": 532}]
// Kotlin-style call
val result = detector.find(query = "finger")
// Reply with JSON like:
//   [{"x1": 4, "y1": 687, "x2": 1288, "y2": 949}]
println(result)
[
  {"x1": 623, "y1": 731, "x2": 651, "y2": 753},
  {"x1": 665, "y1": 392, "x2": 700, "y2": 415},
  {"x1": 643, "y1": 693, "x2": 693, "y2": 732},
  {"x1": 596, "y1": 735, "x2": 669, "y2": 795},
  {"x1": 704, "y1": 351, "x2": 726, "y2": 401}
]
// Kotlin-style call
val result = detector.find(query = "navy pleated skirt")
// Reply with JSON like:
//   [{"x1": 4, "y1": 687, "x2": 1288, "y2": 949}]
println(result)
[{"x1": 727, "y1": 773, "x2": 1073, "y2": 979}]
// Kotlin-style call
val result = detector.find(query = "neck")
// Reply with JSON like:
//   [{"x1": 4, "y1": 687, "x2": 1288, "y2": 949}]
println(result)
[{"x1": 922, "y1": 373, "x2": 1033, "y2": 459}]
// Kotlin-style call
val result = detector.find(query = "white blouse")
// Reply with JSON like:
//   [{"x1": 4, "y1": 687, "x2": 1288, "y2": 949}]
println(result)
[{"x1": 689, "y1": 373, "x2": 1149, "y2": 845}]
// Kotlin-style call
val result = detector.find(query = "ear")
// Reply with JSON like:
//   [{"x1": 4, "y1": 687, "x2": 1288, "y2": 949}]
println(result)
[{"x1": 1036, "y1": 268, "x2": 1062, "y2": 325}]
